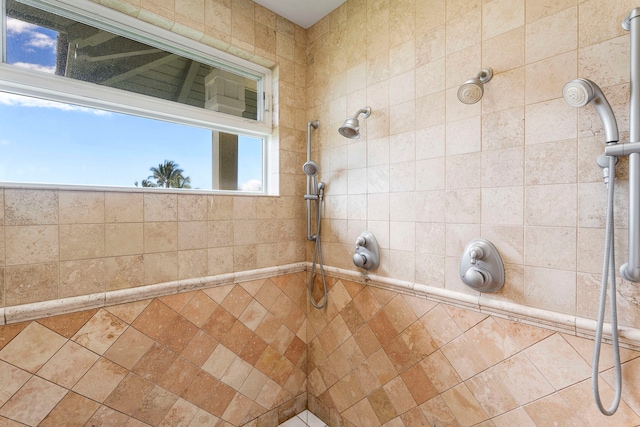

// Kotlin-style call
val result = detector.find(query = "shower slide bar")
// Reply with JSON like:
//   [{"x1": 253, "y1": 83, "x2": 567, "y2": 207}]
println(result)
[{"x1": 603, "y1": 7, "x2": 640, "y2": 282}]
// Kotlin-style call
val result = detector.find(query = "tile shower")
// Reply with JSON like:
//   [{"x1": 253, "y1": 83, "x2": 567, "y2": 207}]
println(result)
[{"x1": 1, "y1": 0, "x2": 640, "y2": 426}]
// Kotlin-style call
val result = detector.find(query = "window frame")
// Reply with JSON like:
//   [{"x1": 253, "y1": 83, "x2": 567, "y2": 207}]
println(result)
[{"x1": 0, "y1": 0, "x2": 276, "y2": 194}]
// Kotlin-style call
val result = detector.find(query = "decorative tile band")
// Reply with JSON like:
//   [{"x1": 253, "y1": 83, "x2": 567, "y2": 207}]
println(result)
[{"x1": 3, "y1": 261, "x2": 639, "y2": 349}]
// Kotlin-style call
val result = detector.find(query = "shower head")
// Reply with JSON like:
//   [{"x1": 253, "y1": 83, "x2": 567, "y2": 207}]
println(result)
[
  {"x1": 563, "y1": 78, "x2": 619, "y2": 143},
  {"x1": 339, "y1": 106, "x2": 371, "y2": 139},
  {"x1": 457, "y1": 68, "x2": 493, "y2": 104},
  {"x1": 302, "y1": 160, "x2": 319, "y2": 177}
]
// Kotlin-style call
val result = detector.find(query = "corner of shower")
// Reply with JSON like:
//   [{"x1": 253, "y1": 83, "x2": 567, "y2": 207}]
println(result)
[{"x1": 304, "y1": 119, "x2": 327, "y2": 309}]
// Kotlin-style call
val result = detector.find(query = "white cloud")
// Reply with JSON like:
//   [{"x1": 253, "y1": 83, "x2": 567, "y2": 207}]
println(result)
[
  {"x1": 0, "y1": 92, "x2": 111, "y2": 116},
  {"x1": 239, "y1": 179, "x2": 262, "y2": 192},
  {"x1": 6, "y1": 17, "x2": 37, "y2": 34},
  {"x1": 11, "y1": 62, "x2": 55, "y2": 74},
  {"x1": 6, "y1": 17, "x2": 57, "y2": 54}
]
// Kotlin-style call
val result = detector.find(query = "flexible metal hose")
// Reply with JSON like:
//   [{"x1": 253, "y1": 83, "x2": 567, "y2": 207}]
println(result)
[
  {"x1": 308, "y1": 191, "x2": 327, "y2": 309},
  {"x1": 592, "y1": 155, "x2": 622, "y2": 415}
]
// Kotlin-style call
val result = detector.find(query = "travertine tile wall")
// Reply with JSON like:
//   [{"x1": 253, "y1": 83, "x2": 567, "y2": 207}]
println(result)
[
  {"x1": 0, "y1": 190, "x2": 303, "y2": 307},
  {"x1": 306, "y1": 0, "x2": 640, "y2": 328}
]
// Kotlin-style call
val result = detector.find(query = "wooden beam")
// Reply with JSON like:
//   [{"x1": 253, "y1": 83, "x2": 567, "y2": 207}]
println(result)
[{"x1": 177, "y1": 60, "x2": 201, "y2": 103}]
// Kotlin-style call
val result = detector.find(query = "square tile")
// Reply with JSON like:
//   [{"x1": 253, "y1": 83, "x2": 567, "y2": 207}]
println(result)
[
  {"x1": 37, "y1": 341, "x2": 99, "y2": 389},
  {"x1": 103, "y1": 326, "x2": 154, "y2": 370},
  {"x1": 39, "y1": 391, "x2": 100, "y2": 427},
  {"x1": 104, "y1": 373, "x2": 154, "y2": 417},
  {"x1": 72, "y1": 309, "x2": 127, "y2": 355},
  {"x1": 132, "y1": 342, "x2": 178, "y2": 383},
  {"x1": 0, "y1": 360, "x2": 31, "y2": 408},
  {"x1": 0, "y1": 376, "x2": 67, "y2": 426},
  {"x1": 72, "y1": 358, "x2": 128, "y2": 403},
  {"x1": 0, "y1": 322, "x2": 66, "y2": 373},
  {"x1": 158, "y1": 357, "x2": 200, "y2": 396}
]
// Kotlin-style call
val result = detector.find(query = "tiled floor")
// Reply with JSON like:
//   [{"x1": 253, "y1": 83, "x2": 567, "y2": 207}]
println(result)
[
  {"x1": 278, "y1": 410, "x2": 326, "y2": 427},
  {"x1": 0, "y1": 276, "x2": 309, "y2": 426}
]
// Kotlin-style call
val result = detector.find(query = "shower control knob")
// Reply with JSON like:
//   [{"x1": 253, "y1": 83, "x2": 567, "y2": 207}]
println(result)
[
  {"x1": 462, "y1": 267, "x2": 490, "y2": 289},
  {"x1": 352, "y1": 231, "x2": 380, "y2": 270},
  {"x1": 459, "y1": 238, "x2": 504, "y2": 293},
  {"x1": 353, "y1": 253, "x2": 367, "y2": 268}
]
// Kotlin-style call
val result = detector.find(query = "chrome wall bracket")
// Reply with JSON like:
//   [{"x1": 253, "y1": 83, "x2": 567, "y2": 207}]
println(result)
[{"x1": 460, "y1": 238, "x2": 504, "y2": 293}]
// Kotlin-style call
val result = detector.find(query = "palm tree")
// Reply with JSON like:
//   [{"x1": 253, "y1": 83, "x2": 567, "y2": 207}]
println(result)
[{"x1": 136, "y1": 160, "x2": 191, "y2": 188}]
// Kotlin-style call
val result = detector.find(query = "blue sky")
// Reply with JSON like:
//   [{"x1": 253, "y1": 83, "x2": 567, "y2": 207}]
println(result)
[{"x1": 0, "y1": 16, "x2": 263, "y2": 190}]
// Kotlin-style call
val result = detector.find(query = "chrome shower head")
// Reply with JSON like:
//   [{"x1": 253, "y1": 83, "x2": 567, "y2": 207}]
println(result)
[
  {"x1": 302, "y1": 160, "x2": 319, "y2": 177},
  {"x1": 457, "y1": 68, "x2": 493, "y2": 104},
  {"x1": 563, "y1": 78, "x2": 619, "y2": 143},
  {"x1": 339, "y1": 106, "x2": 371, "y2": 139}
]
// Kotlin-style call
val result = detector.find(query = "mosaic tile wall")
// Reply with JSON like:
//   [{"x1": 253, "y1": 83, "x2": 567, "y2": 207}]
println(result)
[
  {"x1": 307, "y1": 277, "x2": 640, "y2": 427},
  {"x1": 0, "y1": 274, "x2": 308, "y2": 426}
]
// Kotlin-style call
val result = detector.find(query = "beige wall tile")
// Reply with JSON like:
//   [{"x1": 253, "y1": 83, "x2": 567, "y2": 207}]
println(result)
[
  {"x1": 59, "y1": 191, "x2": 104, "y2": 224},
  {"x1": 525, "y1": 98, "x2": 577, "y2": 144},
  {"x1": 143, "y1": 252, "x2": 178, "y2": 284},
  {"x1": 105, "y1": 223, "x2": 144, "y2": 257},
  {"x1": 104, "y1": 255, "x2": 145, "y2": 291},
  {"x1": 524, "y1": 226, "x2": 576, "y2": 270},
  {"x1": 481, "y1": 187, "x2": 523, "y2": 226},
  {"x1": 59, "y1": 259, "x2": 105, "y2": 298},
  {"x1": 482, "y1": 27, "x2": 524, "y2": 72},
  {"x1": 525, "y1": 52, "x2": 576, "y2": 104},
  {"x1": 178, "y1": 221, "x2": 208, "y2": 250},
  {"x1": 144, "y1": 193, "x2": 177, "y2": 222},
  {"x1": 60, "y1": 224, "x2": 105, "y2": 261},
  {"x1": 482, "y1": 0, "x2": 524, "y2": 40},
  {"x1": 446, "y1": 9, "x2": 481, "y2": 55},
  {"x1": 5, "y1": 189, "x2": 57, "y2": 226},
  {"x1": 524, "y1": 266, "x2": 576, "y2": 314},
  {"x1": 144, "y1": 222, "x2": 178, "y2": 253},
  {"x1": 526, "y1": 0, "x2": 576, "y2": 24},
  {"x1": 6, "y1": 225, "x2": 58, "y2": 265},
  {"x1": 178, "y1": 249, "x2": 208, "y2": 279},
  {"x1": 525, "y1": 7, "x2": 577, "y2": 64},
  {"x1": 5, "y1": 262, "x2": 58, "y2": 305},
  {"x1": 105, "y1": 193, "x2": 143, "y2": 223},
  {"x1": 525, "y1": 184, "x2": 577, "y2": 227},
  {"x1": 578, "y1": 0, "x2": 630, "y2": 47}
]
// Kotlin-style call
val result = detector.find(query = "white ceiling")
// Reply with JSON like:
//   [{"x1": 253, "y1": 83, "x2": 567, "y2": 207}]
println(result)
[{"x1": 253, "y1": 0, "x2": 346, "y2": 29}]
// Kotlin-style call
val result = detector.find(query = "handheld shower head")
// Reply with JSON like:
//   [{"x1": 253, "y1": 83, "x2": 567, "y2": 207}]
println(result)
[
  {"x1": 339, "y1": 107, "x2": 371, "y2": 139},
  {"x1": 457, "y1": 68, "x2": 493, "y2": 104},
  {"x1": 563, "y1": 78, "x2": 619, "y2": 143},
  {"x1": 302, "y1": 160, "x2": 319, "y2": 177}
]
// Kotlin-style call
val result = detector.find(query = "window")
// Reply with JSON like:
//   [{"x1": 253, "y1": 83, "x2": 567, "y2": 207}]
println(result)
[{"x1": 0, "y1": 0, "x2": 274, "y2": 193}]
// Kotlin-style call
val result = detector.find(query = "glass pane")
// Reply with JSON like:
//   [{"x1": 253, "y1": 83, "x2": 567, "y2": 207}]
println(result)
[
  {"x1": 0, "y1": 91, "x2": 263, "y2": 191},
  {"x1": 5, "y1": 0, "x2": 259, "y2": 119}
]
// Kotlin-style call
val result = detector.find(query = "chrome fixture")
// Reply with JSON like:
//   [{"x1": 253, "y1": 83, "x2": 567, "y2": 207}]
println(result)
[
  {"x1": 556, "y1": 9, "x2": 640, "y2": 416},
  {"x1": 339, "y1": 106, "x2": 371, "y2": 139},
  {"x1": 457, "y1": 68, "x2": 493, "y2": 104},
  {"x1": 304, "y1": 120, "x2": 327, "y2": 309},
  {"x1": 352, "y1": 231, "x2": 380, "y2": 270},
  {"x1": 563, "y1": 78, "x2": 619, "y2": 143},
  {"x1": 459, "y1": 239, "x2": 504, "y2": 293}
]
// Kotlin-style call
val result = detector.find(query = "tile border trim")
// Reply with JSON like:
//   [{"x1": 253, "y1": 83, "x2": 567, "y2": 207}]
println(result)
[
  {"x1": 1, "y1": 263, "x2": 306, "y2": 325},
  {"x1": 1, "y1": 262, "x2": 638, "y2": 349}
]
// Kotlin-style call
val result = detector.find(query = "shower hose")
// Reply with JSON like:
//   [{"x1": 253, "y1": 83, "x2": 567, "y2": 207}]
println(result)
[
  {"x1": 593, "y1": 154, "x2": 622, "y2": 415},
  {"x1": 308, "y1": 192, "x2": 327, "y2": 309}
]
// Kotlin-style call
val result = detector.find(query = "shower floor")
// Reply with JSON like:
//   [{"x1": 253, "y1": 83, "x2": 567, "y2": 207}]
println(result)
[{"x1": 278, "y1": 410, "x2": 326, "y2": 427}]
